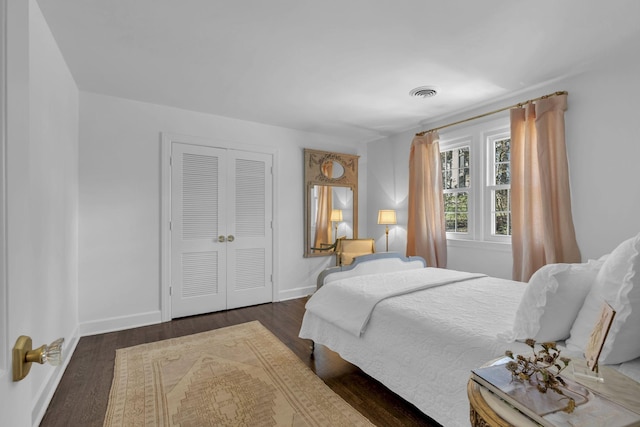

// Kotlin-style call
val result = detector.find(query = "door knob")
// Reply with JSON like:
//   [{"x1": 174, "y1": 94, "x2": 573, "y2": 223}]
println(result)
[
  {"x1": 218, "y1": 235, "x2": 226, "y2": 242},
  {"x1": 227, "y1": 235, "x2": 235, "y2": 242},
  {"x1": 13, "y1": 336, "x2": 64, "y2": 381}
]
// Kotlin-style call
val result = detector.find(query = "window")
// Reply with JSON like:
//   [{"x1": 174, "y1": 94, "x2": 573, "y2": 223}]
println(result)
[
  {"x1": 441, "y1": 146, "x2": 470, "y2": 233},
  {"x1": 487, "y1": 135, "x2": 511, "y2": 236},
  {"x1": 439, "y1": 119, "x2": 511, "y2": 244}
]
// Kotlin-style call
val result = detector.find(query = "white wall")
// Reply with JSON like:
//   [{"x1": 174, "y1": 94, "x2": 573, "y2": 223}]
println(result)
[
  {"x1": 28, "y1": 3, "x2": 79, "y2": 421},
  {"x1": 367, "y1": 46, "x2": 640, "y2": 279},
  {"x1": 0, "y1": 1, "x2": 79, "y2": 425},
  {"x1": 366, "y1": 128, "x2": 410, "y2": 254},
  {"x1": 561, "y1": 53, "x2": 640, "y2": 259},
  {"x1": 78, "y1": 93, "x2": 367, "y2": 334}
]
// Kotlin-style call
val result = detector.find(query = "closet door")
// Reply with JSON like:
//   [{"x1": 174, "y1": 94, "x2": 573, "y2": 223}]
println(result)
[
  {"x1": 226, "y1": 150, "x2": 273, "y2": 309},
  {"x1": 171, "y1": 143, "x2": 227, "y2": 318}
]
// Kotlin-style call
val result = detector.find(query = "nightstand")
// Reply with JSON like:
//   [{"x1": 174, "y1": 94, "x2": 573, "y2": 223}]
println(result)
[
  {"x1": 467, "y1": 379, "x2": 513, "y2": 427},
  {"x1": 468, "y1": 358, "x2": 640, "y2": 427}
]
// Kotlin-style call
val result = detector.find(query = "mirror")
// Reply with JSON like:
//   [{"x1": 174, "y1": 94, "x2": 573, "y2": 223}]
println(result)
[
  {"x1": 322, "y1": 161, "x2": 344, "y2": 179},
  {"x1": 304, "y1": 149, "x2": 359, "y2": 257}
]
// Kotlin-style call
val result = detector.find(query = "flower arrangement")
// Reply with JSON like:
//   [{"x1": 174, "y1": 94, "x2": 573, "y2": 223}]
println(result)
[{"x1": 504, "y1": 339, "x2": 575, "y2": 413}]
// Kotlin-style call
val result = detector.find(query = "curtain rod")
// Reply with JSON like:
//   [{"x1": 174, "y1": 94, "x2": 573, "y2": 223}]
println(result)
[{"x1": 415, "y1": 90, "x2": 568, "y2": 136}]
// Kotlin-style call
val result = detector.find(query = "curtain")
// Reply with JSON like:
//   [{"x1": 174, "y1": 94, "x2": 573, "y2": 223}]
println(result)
[
  {"x1": 510, "y1": 93, "x2": 581, "y2": 281},
  {"x1": 406, "y1": 132, "x2": 447, "y2": 267},
  {"x1": 313, "y1": 163, "x2": 333, "y2": 250}
]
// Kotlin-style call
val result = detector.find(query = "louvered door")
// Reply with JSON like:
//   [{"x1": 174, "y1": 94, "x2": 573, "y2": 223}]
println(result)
[
  {"x1": 226, "y1": 150, "x2": 273, "y2": 309},
  {"x1": 170, "y1": 142, "x2": 272, "y2": 318},
  {"x1": 171, "y1": 143, "x2": 227, "y2": 317}
]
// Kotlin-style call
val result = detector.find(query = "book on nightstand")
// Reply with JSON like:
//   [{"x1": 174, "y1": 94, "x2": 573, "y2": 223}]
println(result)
[{"x1": 471, "y1": 360, "x2": 640, "y2": 427}]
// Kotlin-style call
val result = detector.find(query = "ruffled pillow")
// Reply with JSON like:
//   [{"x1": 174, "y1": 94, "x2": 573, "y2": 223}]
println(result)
[
  {"x1": 503, "y1": 261, "x2": 602, "y2": 342},
  {"x1": 566, "y1": 233, "x2": 640, "y2": 364}
]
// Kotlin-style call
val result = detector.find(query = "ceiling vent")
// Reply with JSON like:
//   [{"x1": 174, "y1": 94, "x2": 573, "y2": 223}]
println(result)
[{"x1": 409, "y1": 86, "x2": 438, "y2": 98}]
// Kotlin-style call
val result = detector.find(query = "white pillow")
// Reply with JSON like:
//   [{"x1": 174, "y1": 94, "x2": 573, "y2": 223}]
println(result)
[
  {"x1": 505, "y1": 261, "x2": 601, "y2": 342},
  {"x1": 566, "y1": 233, "x2": 640, "y2": 364}
]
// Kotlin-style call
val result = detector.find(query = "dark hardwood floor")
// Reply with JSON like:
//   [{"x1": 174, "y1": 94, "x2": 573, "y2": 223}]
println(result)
[{"x1": 40, "y1": 298, "x2": 441, "y2": 426}]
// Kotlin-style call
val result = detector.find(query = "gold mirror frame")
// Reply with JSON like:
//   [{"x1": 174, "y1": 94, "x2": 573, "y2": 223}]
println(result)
[{"x1": 304, "y1": 149, "x2": 359, "y2": 258}]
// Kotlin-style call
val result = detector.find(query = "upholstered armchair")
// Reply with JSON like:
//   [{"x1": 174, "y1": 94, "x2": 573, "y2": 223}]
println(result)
[{"x1": 335, "y1": 238, "x2": 375, "y2": 266}]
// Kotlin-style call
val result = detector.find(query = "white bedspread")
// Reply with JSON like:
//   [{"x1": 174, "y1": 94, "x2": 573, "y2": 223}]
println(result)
[
  {"x1": 305, "y1": 268, "x2": 485, "y2": 337},
  {"x1": 300, "y1": 266, "x2": 640, "y2": 426},
  {"x1": 300, "y1": 273, "x2": 534, "y2": 427}
]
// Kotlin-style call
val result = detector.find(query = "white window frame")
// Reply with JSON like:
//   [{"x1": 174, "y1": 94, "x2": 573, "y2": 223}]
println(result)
[
  {"x1": 439, "y1": 117, "x2": 511, "y2": 246},
  {"x1": 484, "y1": 129, "x2": 512, "y2": 243},
  {"x1": 440, "y1": 137, "x2": 474, "y2": 239}
]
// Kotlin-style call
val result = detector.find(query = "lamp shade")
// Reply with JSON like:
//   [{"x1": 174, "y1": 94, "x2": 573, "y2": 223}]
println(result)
[
  {"x1": 330, "y1": 209, "x2": 343, "y2": 222},
  {"x1": 377, "y1": 209, "x2": 397, "y2": 225}
]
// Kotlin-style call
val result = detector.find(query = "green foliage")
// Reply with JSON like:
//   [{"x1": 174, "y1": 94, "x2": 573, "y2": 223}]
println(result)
[
  {"x1": 440, "y1": 140, "x2": 512, "y2": 235},
  {"x1": 444, "y1": 192, "x2": 468, "y2": 232}
]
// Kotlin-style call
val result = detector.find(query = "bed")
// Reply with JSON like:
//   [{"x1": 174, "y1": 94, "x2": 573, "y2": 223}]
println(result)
[{"x1": 299, "y1": 234, "x2": 640, "y2": 427}]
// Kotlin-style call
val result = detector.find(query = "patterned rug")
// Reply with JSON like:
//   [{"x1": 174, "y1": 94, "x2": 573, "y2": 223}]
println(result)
[{"x1": 103, "y1": 321, "x2": 373, "y2": 426}]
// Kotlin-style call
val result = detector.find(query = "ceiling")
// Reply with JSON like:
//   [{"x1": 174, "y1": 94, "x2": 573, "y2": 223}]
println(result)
[{"x1": 36, "y1": 0, "x2": 640, "y2": 142}]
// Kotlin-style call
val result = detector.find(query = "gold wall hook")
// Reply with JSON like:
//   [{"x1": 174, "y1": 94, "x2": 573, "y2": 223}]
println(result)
[{"x1": 12, "y1": 335, "x2": 64, "y2": 381}]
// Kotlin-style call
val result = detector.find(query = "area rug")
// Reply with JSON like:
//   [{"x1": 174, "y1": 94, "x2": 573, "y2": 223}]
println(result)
[{"x1": 103, "y1": 321, "x2": 373, "y2": 426}]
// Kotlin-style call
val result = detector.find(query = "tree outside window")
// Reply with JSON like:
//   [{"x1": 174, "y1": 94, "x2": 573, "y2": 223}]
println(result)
[
  {"x1": 490, "y1": 137, "x2": 511, "y2": 236},
  {"x1": 438, "y1": 122, "x2": 511, "y2": 243},
  {"x1": 441, "y1": 147, "x2": 470, "y2": 233}
]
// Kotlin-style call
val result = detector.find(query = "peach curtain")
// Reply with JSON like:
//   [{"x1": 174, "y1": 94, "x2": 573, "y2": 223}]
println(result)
[
  {"x1": 510, "y1": 93, "x2": 580, "y2": 281},
  {"x1": 406, "y1": 132, "x2": 447, "y2": 267},
  {"x1": 313, "y1": 163, "x2": 333, "y2": 250}
]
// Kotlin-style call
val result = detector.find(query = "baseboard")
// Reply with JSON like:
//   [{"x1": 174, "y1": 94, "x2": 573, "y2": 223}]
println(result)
[
  {"x1": 278, "y1": 286, "x2": 315, "y2": 302},
  {"x1": 79, "y1": 310, "x2": 162, "y2": 337},
  {"x1": 31, "y1": 325, "x2": 80, "y2": 427}
]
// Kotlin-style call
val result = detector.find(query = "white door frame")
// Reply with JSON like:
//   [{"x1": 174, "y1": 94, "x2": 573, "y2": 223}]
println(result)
[
  {"x1": 0, "y1": 0, "x2": 7, "y2": 375},
  {"x1": 1, "y1": 1, "x2": 31, "y2": 424},
  {"x1": 160, "y1": 133, "x2": 278, "y2": 321}
]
